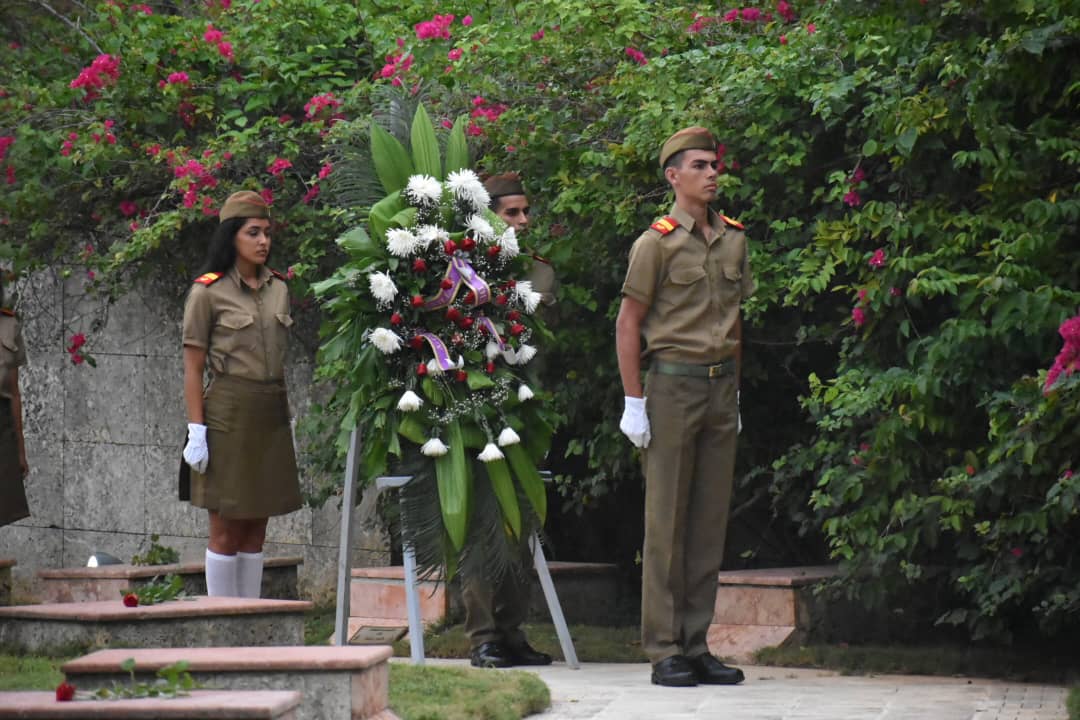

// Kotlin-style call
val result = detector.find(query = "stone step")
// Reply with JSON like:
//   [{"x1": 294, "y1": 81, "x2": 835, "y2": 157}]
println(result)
[
  {"x1": 0, "y1": 689, "x2": 302, "y2": 719},
  {"x1": 0, "y1": 558, "x2": 15, "y2": 606},
  {"x1": 62, "y1": 646, "x2": 399, "y2": 720},
  {"x1": 350, "y1": 560, "x2": 619, "y2": 626},
  {"x1": 707, "y1": 565, "x2": 838, "y2": 663},
  {"x1": 0, "y1": 596, "x2": 312, "y2": 654},
  {"x1": 38, "y1": 556, "x2": 302, "y2": 603}
]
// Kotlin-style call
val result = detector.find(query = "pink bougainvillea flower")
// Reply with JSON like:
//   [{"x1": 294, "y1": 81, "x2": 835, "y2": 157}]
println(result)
[
  {"x1": 1010, "y1": 547, "x2": 1023, "y2": 558},
  {"x1": 742, "y1": 8, "x2": 762, "y2": 21},
  {"x1": 0, "y1": 136, "x2": 14, "y2": 163},
  {"x1": 267, "y1": 157, "x2": 292, "y2": 176},
  {"x1": 166, "y1": 71, "x2": 190, "y2": 85},
  {"x1": 852, "y1": 306, "x2": 866, "y2": 327},
  {"x1": 203, "y1": 25, "x2": 224, "y2": 43},
  {"x1": 415, "y1": 14, "x2": 454, "y2": 40},
  {"x1": 850, "y1": 166, "x2": 866, "y2": 184},
  {"x1": 466, "y1": 122, "x2": 483, "y2": 136},
  {"x1": 965, "y1": 465, "x2": 975, "y2": 476},
  {"x1": 890, "y1": 286, "x2": 903, "y2": 297},
  {"x1": 857, "y1": 288, "x2": 868, "y2": 304},
  {"x1": 119, "y1": 200, "x2": 138, "y2": 216},
  {"x1": 68, "y1": 333, "x2": 86, "y2": 352},
  {"x1": 625, "y1": 47, "x2": 648, "y2": 65},
  {"x1": 723, "y1": 8, "x2": 739, "y2": 22},
  {"x1": 807, "y1": 23, "x2": 817, "y2": 34},
  {"x1": 868, "y1": 248, "x2": 886, "y2": 268},
  {"x1": 5, "y1": 166, "x2": 14, "y2": 185},
  {"x1": 260, "y1": 187, "x2": 274, "y2": 205},
  {"x1": 448, "y1": 48, "x2": 462, "y2": 61},
  {"x1": 217, "y1": 41, "x2": 234, "y2": 61},
  {"x1": 462, "y1": 15, "x2": 473, "y2": 26},
  {"x1": 145, "y1": 143, "x2": 161, "y2": 156},
  {"x1": 286, "y1": 266, "x2": 296, "y2": 280},
  {"x1": 303, "y1": 92, "x2": 342, "y2": 121},
  {"x1": 318, "y1": 163, "x2": 333, "y2": 180},
  {"x1": 777, "y1": 0, "x2": 796, "y2": 22},
  {"x1": 302, "y1": 185, "x2": 320, "y2": 204},
  {"x1": 531, "y1": 28, "x2": 545, "y2": 41},
  {"x1": 779, "y1": 34, "x2": 788, "y2": 45},
  {"x1": 1063, "y1": 470, "x2": 1074, "y2": 479},
  {"x1": 843, "y1": 190, "x2": 862, "y2": 207}
]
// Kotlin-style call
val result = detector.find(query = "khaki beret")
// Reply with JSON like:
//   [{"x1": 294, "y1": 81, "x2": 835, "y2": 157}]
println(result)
[
  {"x1": 219, "y1": 190, "x2": 271, "y2": 222},
  {"x1": 482, "y1": 172, "x2": 525, "y2": 198},
  {"x1": 659, "y1": 126, "x2": 717, "y2": 168}
]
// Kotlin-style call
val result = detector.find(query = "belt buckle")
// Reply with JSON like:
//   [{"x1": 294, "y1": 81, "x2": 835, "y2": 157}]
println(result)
[{"x1": 708, "y1": 363, "x2": 724, "y2": 379}]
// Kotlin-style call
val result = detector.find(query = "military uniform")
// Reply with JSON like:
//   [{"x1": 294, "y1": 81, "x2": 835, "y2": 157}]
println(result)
[
  {"x1": 181, "y1": 264, "x2": 302, "y2": 519},
  {"x1": 621, "y1": 203, "x2": 755, "y2": 665},
  {"x1": 0, "y1": 308, "x2": 30, "y2": 526}
]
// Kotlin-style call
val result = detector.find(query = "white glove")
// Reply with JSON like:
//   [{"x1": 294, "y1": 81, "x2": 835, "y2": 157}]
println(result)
[
  {"x1": 183, "y1": 422, "x2": 209, "y2": 474},
  {"x1": 737, "y1": 390, "x2": 742, "y2": 435},
  {"x1": 619, "y1": 396, "x2": 651, "y2": 448}
]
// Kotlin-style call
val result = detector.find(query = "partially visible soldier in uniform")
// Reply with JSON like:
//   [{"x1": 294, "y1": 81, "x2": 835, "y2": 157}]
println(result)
[
  {"x1": 615, "y1": 127, "x2": 754, "y2": 687},
  {"x1": 0, "y1": 270, "x2": 30, "y2": 528},
  {"x1": 181, "y1": 190, "x2": 303, "y2": 598},
  {"x1": 459, "y1": 173, "x2": 555, "y2": 669}
]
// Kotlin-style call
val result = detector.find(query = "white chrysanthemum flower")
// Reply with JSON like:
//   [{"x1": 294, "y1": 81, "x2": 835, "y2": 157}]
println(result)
[
  {"x1": 478, "y1": 442, "x2": 505, "y2": 462},
  {"x1": 499, "y1": 227, "x2": 520, "y2": 259},
  {"x1": 426, "y1": 359, "x2": 445, "y2": 375},
  {"x1": 414, "y1": 224, "x2": 446, "y2": 250},
  {"x1": 405, "y1": 174, "x2": 443, "y2": 205},
  {"x1": 524, "y1": 291, "x2": 542, "y2": 314},
  {"x1": 485, "y1": 341, "x2": 502, "y2": 360},
  {"x1": 397, "y1": 390, "x2": 423, "y2": 412},
  {"x1": 421, "y1": 438, "x2": 449, "y2": 457},
  {"x1": 465, "y1": 214, "x2": 496, "y2": 242},
  {"x1": 370, "y1": 328, "x2": 403, "y2": 354},
  {"x1": 502, "y1": 347, "x2": 518, "y2": 364},
  {"x1": 512, "y1": 280, "x2": 533, "y2": 302},
  {"x1": 446, "y1": 169, "x2": 490, "y2": 210},
  {"x1": 385, "y1": 228, "x2": 417, "y2": 257},
  {"x1": 368, "y1": 271, "x2": 397, "y2": 304},
  {"x1": 518, "y1": 384, "x2": 534, "y2": 401},
  {"x1": 497, "y1": 427, "x2": 521, "y2": 447},
  {"x1": 516, "y1": 344, "x2": 537, "y2": 364}
]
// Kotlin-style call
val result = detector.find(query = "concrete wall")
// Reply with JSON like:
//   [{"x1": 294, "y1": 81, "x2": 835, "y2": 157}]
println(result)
[{"x1": 0, "y1": 268, "x2": 389, "y2": 602}]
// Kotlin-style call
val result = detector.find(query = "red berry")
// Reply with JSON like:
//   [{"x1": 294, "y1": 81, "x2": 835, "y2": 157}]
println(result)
[
  {"x1": 411, "y1": 295, "x2": 425, "y2": 308},
  {"x1": 461, "y1": 236, "x2": 476, "y2": 251},
  {"x1": 487, "y1": 245, "x2": 501, "y2": 257},
  {"x1": 440, "y1": 278, "x2": 454, "y2": 290},
  {"x1": 486, "y1": 362, "x2": 496, "y2": 373},
  {"x1": 508, "y1": 310, "x2": 521, "y2": 321},
  {"x1": 412, "y1": 258, "x2": 428, "y2": 273},
  {"x1": 417, "y1": 363, "x2": 428, "y2": 376},
  {"x1": 510, "y1": 323, "x2": 525, "y2": 336},
  {"x1": 460, "y1": 317, "x2": 475, "y2": 330},
  {"x1": 446, "y1": 307, "x2": 462, "y2": 322},
  {"x1": 456, "y1": 370, "x2": 468, "y2": 382},
  {"x1": 390, "y1": 312, "x2": 402, "y2": 326},
  {"x1": 495, "y1": 294, "x2": 508, "y2": 306},
  {"x1": 443, "y1": 239, "x2": 457, "y2": 255}
]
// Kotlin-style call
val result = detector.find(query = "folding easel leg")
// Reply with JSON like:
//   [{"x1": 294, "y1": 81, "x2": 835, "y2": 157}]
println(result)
[
  {"x1": 530, "y1": 533, "x2": 580, "y2": 669},
  {"x1": 402, "y1": 543, "x2": 425, "y2": 665}
]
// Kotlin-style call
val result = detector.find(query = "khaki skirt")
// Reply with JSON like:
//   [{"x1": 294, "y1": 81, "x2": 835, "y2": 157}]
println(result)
[
  {"x1": 188, "y1": 375, "x2": 302, "y2": 519},
  {"x1": 0, "y1": 398, "x2": 30, "y2": 527}
]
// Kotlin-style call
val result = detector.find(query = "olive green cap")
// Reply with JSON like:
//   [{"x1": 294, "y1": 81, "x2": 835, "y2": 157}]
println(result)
[
  {"x1": 482, "y1": 172, "x2": 525, "y2": 198},
  {"x1": 219, "y1": 190, "x2": 271, "y2": 222},
  {"x1": 659, "y1": 126, "x2": 717, "y2": 168}
]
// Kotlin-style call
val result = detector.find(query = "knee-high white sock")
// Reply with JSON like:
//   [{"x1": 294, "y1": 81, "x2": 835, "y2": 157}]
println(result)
[
  {"x1": 205, "y1": 549, "x2": 239, "y2": 597},
  {"x1": 236, "y1": 551, "x2": 264, "y2": 598}
]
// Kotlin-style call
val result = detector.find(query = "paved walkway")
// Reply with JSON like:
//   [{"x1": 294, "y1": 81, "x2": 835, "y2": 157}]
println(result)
[{"x1": 420, "y1": 660, "x2": 1071, "y2": 720}]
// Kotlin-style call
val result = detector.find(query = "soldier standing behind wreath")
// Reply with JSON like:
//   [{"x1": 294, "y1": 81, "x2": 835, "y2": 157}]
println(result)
[
  {"x1": 180, "y1": 190, "x2": 302, "y2": 598},
  {"x1": 458, "y1": 172, "x2": 556, "y2": 669},
  {"x1": 616, "y1": 127, "x2": 754, "y2": 687},
  {"x1": 0, "y1": 270, "x2": 30, "y2": 528}
]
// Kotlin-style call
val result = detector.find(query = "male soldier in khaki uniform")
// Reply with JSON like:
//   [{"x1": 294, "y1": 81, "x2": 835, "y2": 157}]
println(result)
[
  {"x1": 0, "y1": 274, "x2": 30, "y2": 527},
  {"x1": 615, "y1": 127, "x2": 754, "y2": 687},
  {"x1": 460, "y1": 173, "x2": 555, "y2": 668}
]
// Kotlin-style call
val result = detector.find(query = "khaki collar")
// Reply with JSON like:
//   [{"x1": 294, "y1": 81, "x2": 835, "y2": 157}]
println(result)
[
  {"x1": 668, "y1": 204, "x2": 721, "y2": 242},
  {"x1": 228, "y1": 264, "x2": 272, "y2": 290}
]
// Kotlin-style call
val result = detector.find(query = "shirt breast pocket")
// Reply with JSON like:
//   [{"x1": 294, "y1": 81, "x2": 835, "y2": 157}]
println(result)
[
  {"x1": 215, "y1": 312, "x2": 256, "y2": 353},
  {"x1": 721, "y1": 263, "x2": 744, "y2": 303},
  {"x1": 658, "y1": 265, "x2": 707, "y2": 309}
]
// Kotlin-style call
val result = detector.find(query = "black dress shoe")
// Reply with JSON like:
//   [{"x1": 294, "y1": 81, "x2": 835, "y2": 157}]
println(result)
[
  {"x1": 688, "y1": 653, "x2": 745, "y2": 685},
  {"x1": 509, "y1": 641, "x2": 552, "y2": 666},
  {"x1": 470, "y1": 641, "x2": 514, "y2": 668},
  {"x1": 650, "y1": 655, "x2": 698, "y2": 687}
]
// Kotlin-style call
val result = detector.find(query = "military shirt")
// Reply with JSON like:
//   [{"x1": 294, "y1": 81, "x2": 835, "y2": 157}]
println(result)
[
  {"x1": 527, "y1": 255, "x2": 559, "y2": 307},
  {"x1": 182, "y1": 265, "x2": 293, "y2": 382},
  {"x1": 621, "y1": 205, "x2": 755, "y2": 365},
  {"x1": 0, "y1": 311, "x2": 26, "y2": 401}
]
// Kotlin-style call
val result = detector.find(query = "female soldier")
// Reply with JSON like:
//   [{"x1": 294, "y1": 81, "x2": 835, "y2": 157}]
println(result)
[
  {"x1": 0, "y1": 271, "x2": 30, "y2": 527},
  {"x1": 181, "y1": 191, "x2": 302, "y2": 597}
]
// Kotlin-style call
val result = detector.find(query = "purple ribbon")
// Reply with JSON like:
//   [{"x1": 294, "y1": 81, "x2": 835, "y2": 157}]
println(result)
[
  {"x1": 419, "y1": 333, "x2": 457, "y2": 371},
  {"x1": 475, "y1": 316, "x2": 506, "y2": 350},
  {"x1": 423, "y1": 256, "x2": 492, "y2": 311}
]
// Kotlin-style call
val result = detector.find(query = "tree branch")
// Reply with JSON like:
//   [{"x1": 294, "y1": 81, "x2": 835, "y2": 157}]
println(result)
[{"x1": 31, "y1": 0, "x2": 103, "y2": 55}]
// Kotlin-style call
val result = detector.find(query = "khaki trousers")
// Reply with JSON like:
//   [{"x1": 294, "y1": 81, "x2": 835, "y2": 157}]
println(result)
[{"x1": 640, "y1": 368, "x2": 737, "y2": 663}]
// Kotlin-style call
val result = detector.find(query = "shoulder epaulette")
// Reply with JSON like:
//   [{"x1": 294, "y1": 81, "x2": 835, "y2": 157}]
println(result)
[
  {"x1": 193, "y1": 272, "x2": 222, "y2": 286},
  {"x1": 0, "y1": 308, "x2": 14, "y2": 317},
  {"x1": 530, "y1": 252, "x2": 550, "y2": 265},
  {"x1": 650, "y1": 216, "x2": 678, "y2": 235},
  {"x1": 268, "y1": 267, "x2": 288, "y2": 281},
  {"x1": 720, "y1": 214, "x2": 745, "y2": 230}
]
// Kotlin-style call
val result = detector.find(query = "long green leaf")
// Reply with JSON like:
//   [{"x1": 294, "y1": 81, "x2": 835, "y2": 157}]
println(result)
[
  {"x1": 371, "y1": 122, "x2": 413, "y2": 193},
  {"x1": 435, "y1": 420, "x2": 470, "y2": 550},
  {"x1": 484, "y1": 458, "x2": 521, "y2": 539},
  {"x1": 505, "y1": 443, "x2": 546, "y2": 523},
  {"x1": 397, "y1": 415, "x2": 428, "y2": 445},
  {"x1": 336, "y1": 226, "x2": 379, "y2": 258},
  {"x1": 444, "y1": 116, "x2": 470, "y2": 176},
  {"x1": 368, "y1": 190, "x2": 404, "y2": 244},
  {"x1": 410, "y1": 105, "x2": 441, "y2": 179}
]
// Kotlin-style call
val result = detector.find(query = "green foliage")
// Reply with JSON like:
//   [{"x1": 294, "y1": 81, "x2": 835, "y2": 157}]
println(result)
[
  {"x1": 84, "y1": 658, "x2": 196, "y2": 701},
  {"x1": 121, "y1": 575, "x2": 187, "y2": 606},
  {"x1": 129, "y1": 534, "x2": 180, "y2": 566}
]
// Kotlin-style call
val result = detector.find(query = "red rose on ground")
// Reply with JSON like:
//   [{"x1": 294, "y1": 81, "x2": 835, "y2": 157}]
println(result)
[
  {"x1": 122, "y1": 593, "x2": 139, "y2": 607},
  {"x1": 56, "y1": 682, "x2": 76, "y2": 701}
]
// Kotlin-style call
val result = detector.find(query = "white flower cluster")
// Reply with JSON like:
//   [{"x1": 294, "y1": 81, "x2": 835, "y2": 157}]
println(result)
[
  {"x1": 499, "y1": 227, "x2": 520, "y2": 259},
  {"x1": 369, "y1": 327, "x2": 403, "y2": 354},
  {"x1": 404, "y1": 174, "x2": 443, "y2": 206},
  {"x1": 512, "y1": 280, "x2": 543, "y2": 314},
  {"x1": 386, "y1": 228, "x2": 418, "y2": 257},
  {"x1": 446, "y1": 169, "x2": 491, "y2": 210},
  {"x1": 368, "y1": 271, "x2": 397, "y2": 307}
]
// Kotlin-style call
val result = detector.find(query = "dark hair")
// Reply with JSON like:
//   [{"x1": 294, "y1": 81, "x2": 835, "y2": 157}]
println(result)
[
  {"x1": 197, "y1": 217, "x2": 252, "y2": 276},
  {"x1": 489, "y1": 196, "x2": 503, "y2": 212},
  {"x1": 663, "y1": 150, "x2": 687, "y2": 171}
]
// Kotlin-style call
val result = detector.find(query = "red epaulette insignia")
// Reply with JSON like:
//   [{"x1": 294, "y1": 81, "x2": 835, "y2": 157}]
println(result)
[
  {"x1": 194, "y1": 272, "x2": 222, "y2": 286},
  {"x1": 531, "y1": 253, "x2": 550, "y2": 265},
  {"x1": 650, "y1": 216, "x2": 678, "y2": 235},
  {"x1": 268, "y1": 267, "x2": 288, "y2": 281},
  {"x1": 0, "y1": 308, "x2": 14, "y2": 317},
  {"x1": 720, "y1": 214, "x2": 745, "y2": 230}
]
